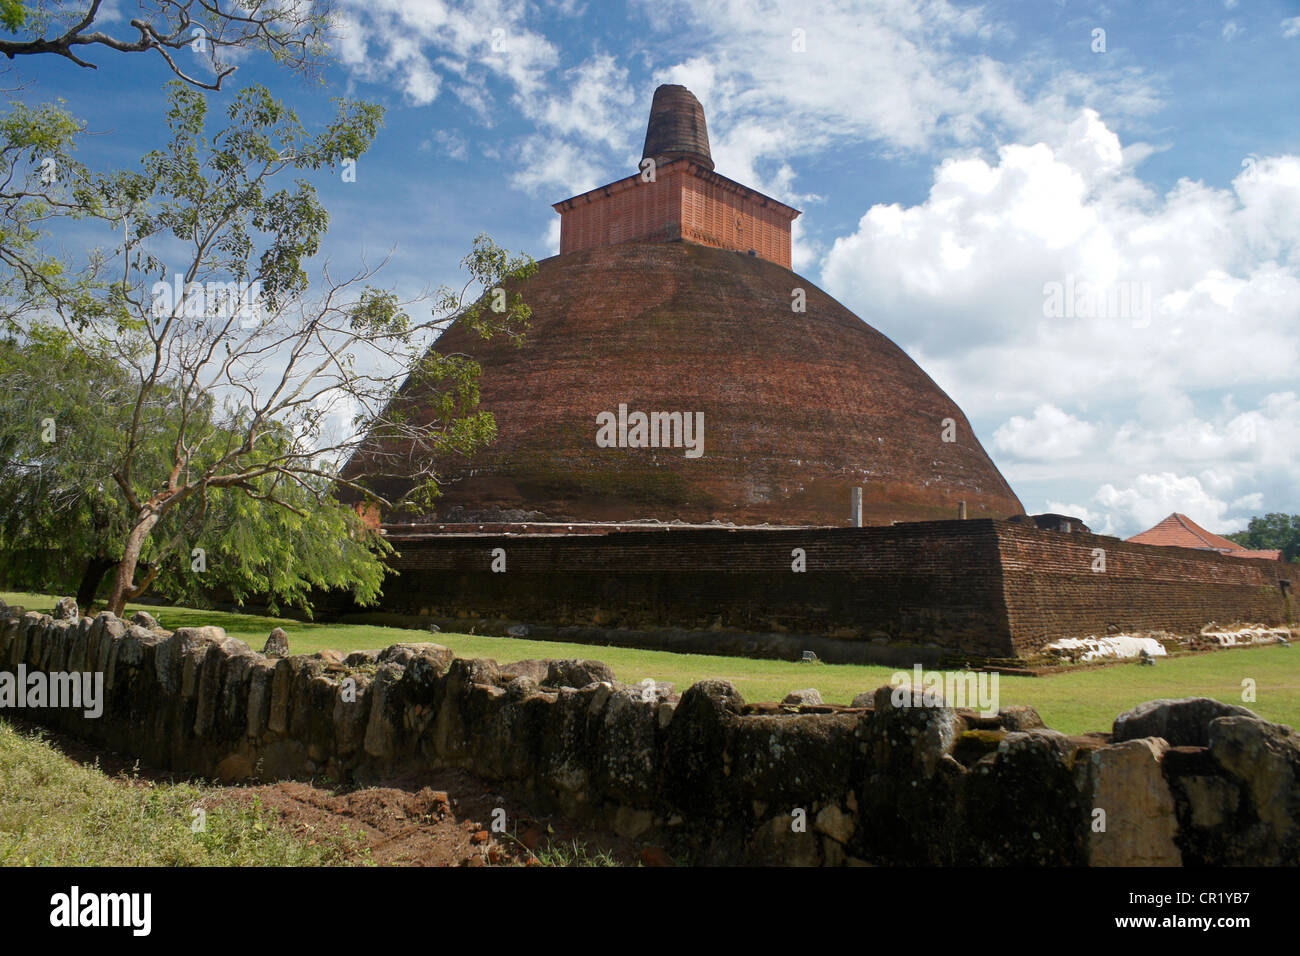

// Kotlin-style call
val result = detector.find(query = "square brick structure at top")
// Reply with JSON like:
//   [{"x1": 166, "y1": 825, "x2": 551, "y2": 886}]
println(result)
[{"x1": 552, "y1": 159, "x2": 801, "y2": 269}]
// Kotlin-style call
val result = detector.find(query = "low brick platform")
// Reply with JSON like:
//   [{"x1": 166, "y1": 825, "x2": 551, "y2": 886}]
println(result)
[{"x1": 366, "y1": 519, "x2": 1300, "y2": 661}]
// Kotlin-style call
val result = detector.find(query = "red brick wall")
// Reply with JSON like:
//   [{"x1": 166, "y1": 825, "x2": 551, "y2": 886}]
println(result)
[
  {"x1": 994, "y1": 523, "x2": 1300, "y2": 655},
  {"x1": 382, "y1": 521, "x2": 1013, "y2": 658},
  {"x1": 361, "y1": 520, "x2": 1300, "y2": 661},
  {"x1": 680, "y1": 171, "x2": 794, "y2": 268},
  {"x1": 557, "y1": 170, "x2": 685, "y2": 254}
]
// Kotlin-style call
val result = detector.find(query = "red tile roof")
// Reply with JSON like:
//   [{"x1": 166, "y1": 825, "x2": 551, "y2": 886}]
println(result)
[
  {"x1": 1127, "y1": 512, "x2": 1246, "y2": 551},
  {"x1": 1126, "y1": 513, "x2": 1280, "y2": 560}
]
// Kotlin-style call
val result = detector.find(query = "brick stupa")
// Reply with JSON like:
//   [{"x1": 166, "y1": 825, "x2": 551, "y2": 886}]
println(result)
[{"x1": 352, "y1": 85, "x2": 1024, "y2": 527}]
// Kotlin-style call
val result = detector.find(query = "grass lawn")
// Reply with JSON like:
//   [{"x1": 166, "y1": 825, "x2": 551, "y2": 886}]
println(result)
[{"x1": 5, "y1": 590, "x2": 1298, "y2": 736}]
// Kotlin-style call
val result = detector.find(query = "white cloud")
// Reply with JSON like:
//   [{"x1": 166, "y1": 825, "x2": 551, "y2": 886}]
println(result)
[
  {"x1": 509, "y1": 135, "x2": 605, "y2": 196},
  {"x1": 1092, "y1": 473, "x2": 1241, "y2": 538},
  {"x1": 432, "y1": 130, "x2": 469, "y2": 160},
  {"x1": 523, "y1": 54, "x2": 636, "y2": 151},
  {"x1": 1031, "y1": 393, "x2": 1300, "y2": 536},
  {"x1": 821, "y1": 114, "x2": 1300, "y2": 417},
  {"x1": 333, "y1": 0, "x2": 561, "y2": 106},
  {"x1": 1107, "y1": 392, "x2": 1300, "y2": 472},
  {"x1": 994, "y1": 404, "x2": 1097, "y2": 460},
  {"x1": 1043, "y1": 473, "x2": 1253, "y2": 541},
  {"x1": 541, "y1": 216, "x2": 561, "y2": 257},
  {"x1": 818, "y1": 106, "x2": 1300, "y2": 535},
  {"x1": 1285, "y1": 16, "x2": 1300, "y2": 38},
  {"x1": 637, "y1": 0, "x2": 1162, "y2": 203}
]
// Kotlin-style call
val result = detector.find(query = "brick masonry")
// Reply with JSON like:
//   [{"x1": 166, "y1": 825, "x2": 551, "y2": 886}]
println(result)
[
  {"x1": 346, "y1": 242, "x2": 1025, "y2": 527},
  {"x1": 373, "y1": 519, "x2": 1300, "y2": 660},
  {"x1": 996, "y1": 522, "x2": 1300, "y2": 655},
  {"x1": 554, "y1": 160, "x2": 800, "y2": 268}
]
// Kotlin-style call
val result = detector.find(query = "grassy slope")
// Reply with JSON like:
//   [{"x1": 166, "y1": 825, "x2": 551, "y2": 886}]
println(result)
[
  {"x1": 5, "y1": 591, "x2": 1297, "y2": 736},
  {"x1": 0, "y1": 719, "x2": 359, "y2": 865}
]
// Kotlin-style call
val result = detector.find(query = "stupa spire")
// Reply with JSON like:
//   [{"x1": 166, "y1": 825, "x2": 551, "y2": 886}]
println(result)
[
  {"x1": 641, "y1": 84, "x2": 714, "y2": 171},
  {"x1": 553, "y1": 82, "x2": 798, "y2": 266}
]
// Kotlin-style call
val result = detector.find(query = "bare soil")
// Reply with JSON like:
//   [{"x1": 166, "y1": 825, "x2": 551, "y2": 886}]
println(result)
[{"x1": 207, "y1": 770, "x2": 644, "y2": 867}]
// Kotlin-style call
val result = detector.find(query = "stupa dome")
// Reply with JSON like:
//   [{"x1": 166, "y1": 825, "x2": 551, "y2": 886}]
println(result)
[{"x1": 351, "y1": 86, "x2": 1023, "y2": 527}]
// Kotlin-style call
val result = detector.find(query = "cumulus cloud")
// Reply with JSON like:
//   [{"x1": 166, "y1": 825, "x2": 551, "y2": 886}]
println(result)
[
  {"x1": 994, "y1": 405, "x2": 1098, "y2": 461},
  {"x1": 819, "y1": 104, "x2": 1300, "y2": 535},
  {"x1": 1019, "y1": 391, "x2": 1300, "y2": 536},
  {"x1": 1052, "y1": 472, "x2": 1247, "y2": 539},
  {"x1": 641, "y1": 0, "x2": 1162, "y2": 203},
  {"x1": 822, "y1": 112, "x2": 1300, "y2": 411}
]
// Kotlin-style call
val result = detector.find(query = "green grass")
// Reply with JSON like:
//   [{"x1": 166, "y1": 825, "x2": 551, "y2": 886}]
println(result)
[
  {"x1": 530, "y1": 839, "x2": 624, "y2": 866},
  {"x1": 5, "y1": 590, "x2": 1298, "y2": 736},
  {"x1": 0, "y1": 719, "x2": 358, "y2": 866}
]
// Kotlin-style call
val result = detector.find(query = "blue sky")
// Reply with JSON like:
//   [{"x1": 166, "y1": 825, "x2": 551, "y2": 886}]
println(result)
[{"x1": 13, "y1": 0, "x2": 1300, "y2": 536}]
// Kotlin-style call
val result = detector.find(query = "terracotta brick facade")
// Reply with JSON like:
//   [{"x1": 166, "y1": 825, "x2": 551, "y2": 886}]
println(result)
[
  {"x1": 379, "y1": 520, "x2": 1014, "y2": 659},
  {"x1": 553, "y1": 160, "x2": 799, "y2": 269}
]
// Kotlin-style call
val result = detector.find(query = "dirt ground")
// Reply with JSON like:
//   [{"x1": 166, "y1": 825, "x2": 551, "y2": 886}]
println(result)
[{"x1": 208, "y1": 770, "x2": 646, "y2": 867}]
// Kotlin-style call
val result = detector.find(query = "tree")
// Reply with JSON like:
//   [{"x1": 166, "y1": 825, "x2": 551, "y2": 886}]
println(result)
[
  {"x1": 1, "y1": 80, "x2": 534, "y2": 615},
  {"x1": 0, "y1": 328, "x2": 391, "y2": 613},
  {"x1": 0, "y1": 325, "x2": 149, "y2": 603},
  {"x1": 0, "y1": 0, "x2": 333, "y2": 90},
  {"x1": 1226, "y1": 513, "x2": 1300, "y2": 563},
  {"x1": 0, "y1": 98, "x2": 105, "y2": 336}
]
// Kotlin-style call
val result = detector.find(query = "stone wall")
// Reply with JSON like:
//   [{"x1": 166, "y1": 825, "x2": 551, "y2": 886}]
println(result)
[
  {"x1": 373, "y1": 519, "x2": 1300, "y2": 661},
  {"x1": 3, "y1": 600, "x2": 1298, "y2": 865}
]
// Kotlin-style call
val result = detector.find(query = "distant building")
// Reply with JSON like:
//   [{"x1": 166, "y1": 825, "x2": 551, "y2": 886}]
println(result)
[
  {"x1": 1008, "y1": 512, "x2": 1091, "y2": 534},
  {"x1": 1126, "y1": 512, "x2": 1281, "y2": 560}
]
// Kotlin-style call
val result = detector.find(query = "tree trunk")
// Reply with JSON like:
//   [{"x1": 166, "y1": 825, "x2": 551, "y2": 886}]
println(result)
[
  {"x1": 75, "y1": 555, "x2": 116, "y2": 609},
  {"x1": 106, "y1": 510, "x2": 161, "y2": 616}
]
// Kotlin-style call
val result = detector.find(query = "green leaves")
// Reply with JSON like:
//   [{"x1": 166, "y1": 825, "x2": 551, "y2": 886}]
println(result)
[
  {"x1": 348, "y1": 288, "x2": 410, "y2": 339},
  {"x1": 78, "y1": 81, "x2": 385, "y2": 321},
  {"x1": 1226, "y1": 513, "x2": 1300, "y2": 563},
  {"x1": 0, "y1": 1, "x2": 24, "y2": 33},
  {"x1": 444, "y1": 233, "x2": 536, "y2": 343}
]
